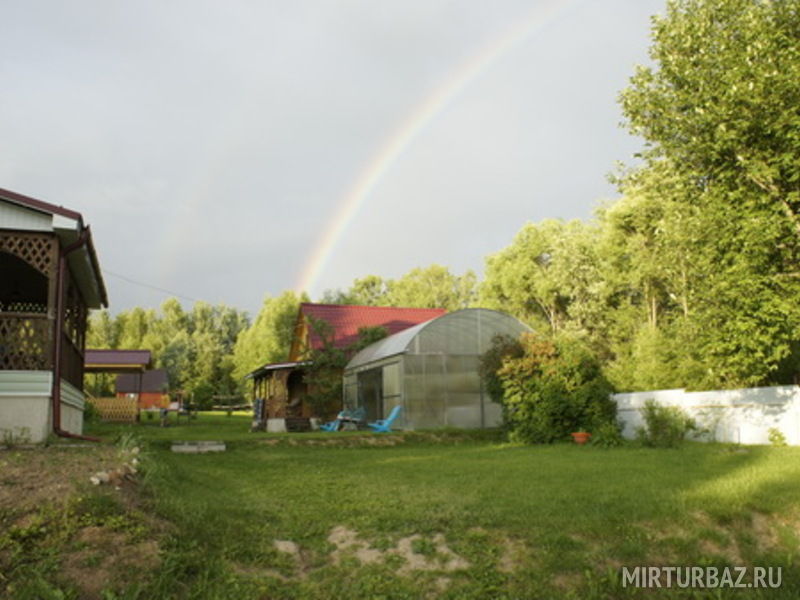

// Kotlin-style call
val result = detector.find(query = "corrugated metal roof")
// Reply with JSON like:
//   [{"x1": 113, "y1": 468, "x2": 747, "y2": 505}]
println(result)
[
  {"x1": 116, "y1": 369, "x2": 169, "y2": 393},
  {"x1": 300, "y1": 303, "x2": 446, "y2": 351},
  {"x1": 85, "y1": 349, "x2": 152, "y2": 367}
]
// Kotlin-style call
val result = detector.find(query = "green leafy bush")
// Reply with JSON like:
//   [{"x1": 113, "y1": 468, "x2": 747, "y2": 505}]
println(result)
[
  {"x1": 493, "y1": 332, "x2": 616, "y2": 443},
  {"x1": 303, "y1": 319, "x2": 388, "y2": 419},
  {"x1": 768, "y1": 428, "x2": 787, "y2": 447},
  {"x1": 636, "y1": 400, "x2": 696, "y2": 448},
  {"x1": 591, "y1": 421, "x2": 625, "y2": 448},
  {"x1": 478, "y1": 334, "x2": 524, "y2": 404}
]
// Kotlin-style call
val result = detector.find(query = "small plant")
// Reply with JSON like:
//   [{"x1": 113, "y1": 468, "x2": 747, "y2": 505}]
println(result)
[
  {"x1": 768, "y1": 428, "x2": 787, "y2": 447},
  {"x1": 83, "y1": 401, "x2": 100, "y2": 424},
  {"x1": 410, "y1": 537, "x2": 437, "y2": 557},
  {"x1": 591, "y1": 421, "x2": 625, "y2": 448},
  {"x1": 636, "y1": 400, "x2": 696, "y2": 448},
  {"x1": 1, "y1": 427, "x2": 31, "y2": 448}
]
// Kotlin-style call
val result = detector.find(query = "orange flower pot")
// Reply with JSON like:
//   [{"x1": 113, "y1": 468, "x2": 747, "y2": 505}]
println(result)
[{"x1": 571, "y1": 432, "x2": 591, "y2": 445}]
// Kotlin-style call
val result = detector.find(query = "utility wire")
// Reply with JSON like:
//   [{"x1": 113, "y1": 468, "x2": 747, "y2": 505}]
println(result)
[{"x1": 101, "y1": 268, "x2": 202, "y2": 304}]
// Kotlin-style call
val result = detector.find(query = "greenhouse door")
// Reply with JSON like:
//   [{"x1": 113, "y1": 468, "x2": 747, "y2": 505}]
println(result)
[{"x1": 358, "y1": 368, "x2": 383, "y2": 421}]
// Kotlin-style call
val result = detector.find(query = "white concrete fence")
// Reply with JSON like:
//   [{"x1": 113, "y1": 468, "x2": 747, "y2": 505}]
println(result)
[{"x1": 614, "y1": 385, "x2": 800, "y2": 445}]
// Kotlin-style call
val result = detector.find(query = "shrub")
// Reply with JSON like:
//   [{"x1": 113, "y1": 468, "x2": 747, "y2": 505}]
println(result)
[
  {"x1": 636, "y1": 400, "x2": 696, "y2": 448},
  {"x1": 591, "y1": 421, "x2": 625, "y2": 448},
  {"x1": 479, "y1": 334, "x2": 524, "y2": 404},
  {"x1": 494, "y1": 332, "x2": 616, "y2": 444},
  {"x1": 304, "y1": 320, "x2": 388, "y2": 419},
  {"x1": 83, "y1": 400, "x2": 100, "y2": 424},
  {"x1": 768, "y1": 427, "x2": 787, "y2": 447}
]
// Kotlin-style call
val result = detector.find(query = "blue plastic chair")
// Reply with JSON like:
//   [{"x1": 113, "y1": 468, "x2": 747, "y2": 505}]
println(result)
[
  {"x1": 367, "y1": 405, "x2": 402, "y2": 433},
  {"x1": 319, "y1": 417, "x2": 340, "y2": 432}
]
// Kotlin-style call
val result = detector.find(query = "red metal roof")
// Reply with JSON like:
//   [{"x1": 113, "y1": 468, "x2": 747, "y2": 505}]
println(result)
[{"x1": 300, "y1": 303, "x2": 446, "y2": 351}]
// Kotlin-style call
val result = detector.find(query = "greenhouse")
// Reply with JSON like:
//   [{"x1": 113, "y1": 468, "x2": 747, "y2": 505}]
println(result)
[{"x1": 343, "y1": 308, "x2": 530, "y2": 430}]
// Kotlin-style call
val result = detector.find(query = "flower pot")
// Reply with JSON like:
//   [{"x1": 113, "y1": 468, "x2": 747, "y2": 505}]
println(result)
[{"x1": 571, "y1": 431, "x2": 591, "y2": 445}]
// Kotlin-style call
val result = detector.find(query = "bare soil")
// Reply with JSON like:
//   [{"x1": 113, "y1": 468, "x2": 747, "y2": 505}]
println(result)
[{"x1": 0, "y1": 443, "x2": 165, "y2": 600}]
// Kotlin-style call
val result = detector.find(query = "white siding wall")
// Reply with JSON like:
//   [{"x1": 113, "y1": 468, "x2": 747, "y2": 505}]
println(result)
[
  {"x1": 0, "y1": 201, "x2": 52, "y2": 231},
  {"x1": 0, "y1": 371, "x2": 85, "y2": 443},
  {"x1": 0, "y1": 371, "x2": 52, "y2": 443},
  {"x1": 614, "y1": 386, "x2": 800, "y2": 445},
  {"x1": 60, "y1": 379, "x2": 85, "y2": 436}
]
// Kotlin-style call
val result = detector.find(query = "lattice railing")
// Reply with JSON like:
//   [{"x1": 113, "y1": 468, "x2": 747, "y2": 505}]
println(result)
[
  {"x1": 87, "y1": 396, "x2": 138, "y2": 423},
  {"x1": 0, "y1": 232, "x2": 56, "y2": 277},
  {"x1": 64, "y1": 275, "x2": 87, "y2": 350},
  {"x1": 0, "y1": 314, "x2": 53, "y2": 371},
  {"x1": 0, "y1": 301, "x2": 48, "y2": 314}
]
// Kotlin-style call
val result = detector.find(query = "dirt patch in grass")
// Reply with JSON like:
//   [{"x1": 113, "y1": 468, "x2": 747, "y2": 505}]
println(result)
[
  {"x1": 61, "y1": 526, "x2": 160, "y2": 600},
  {"x1": 498, "y1": 536, "x2": 529, "y2": 573},
  {"x1": 328, "y1": 525, "x2": 384, "y2": 565},
  {"x1": 327, "y1": 525, "x2": 470, "y2": 575},
  {"x1": 0, "y1": 444, "x2": 119, "y2": 512},
  {"x1": 638, "y1": 510, "x2": 792, "y2": 565},
  {"x1": 389, "y1": 533, "x2": 470, "y2": 574},
  {"x1": 0, "y1": 443, "x2": 167, "y2": 599},
  {"x1": 750, "y1": 511, "x2": 780, "y2": 551}
]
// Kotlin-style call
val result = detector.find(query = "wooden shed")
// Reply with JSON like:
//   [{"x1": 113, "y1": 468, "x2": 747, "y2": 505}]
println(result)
[{"x1": 116, "y1": 369, "x2": 170, "y2": 410}]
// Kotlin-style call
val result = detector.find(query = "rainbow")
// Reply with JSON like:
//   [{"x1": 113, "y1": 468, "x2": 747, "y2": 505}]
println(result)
[{"x1": 296, "y1": 0, "x2": 581, "y2": 295}]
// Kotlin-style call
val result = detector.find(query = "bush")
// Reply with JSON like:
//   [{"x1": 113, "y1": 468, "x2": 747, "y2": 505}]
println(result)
[
  {"x1": 479, "y1": 334, "x2": 524, "y2": 404},
  {"x1": 83, "y1": 400, "x2": 100, "y2": 424},
  {"x1": 636, "y1": 400, "x2": 696, "y2": 448},
  {"x1": 768, "y1": 427, "x2": 787, "y2": 447},
  {"x1": 591, "y1": 421, "x2": 625, "y2": 448},
  {"x1": 494, "y1": 332, "x2": 616, "y2": 444},
  {"x1": 192, "y1": 381, "x2": 216, "y2": 410},
  {"x1": 304, "y1": 320, "x2": 389, "y2": 419}
]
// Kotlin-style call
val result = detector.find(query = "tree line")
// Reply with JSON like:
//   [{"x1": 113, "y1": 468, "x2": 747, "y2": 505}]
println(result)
[{"x1": 89, "y1": 0, "x2": 800, "y2": 400}]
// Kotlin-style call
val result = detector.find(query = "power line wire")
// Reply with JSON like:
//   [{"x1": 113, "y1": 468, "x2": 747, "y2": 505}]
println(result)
[{"x1": 102, "y1": 269, "x2": 201, "y2": 304}]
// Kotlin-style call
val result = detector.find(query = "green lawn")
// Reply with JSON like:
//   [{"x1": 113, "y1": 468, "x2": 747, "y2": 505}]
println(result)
[{"x1": 6, "y1": 414, "x2": 800, "y2": 598}]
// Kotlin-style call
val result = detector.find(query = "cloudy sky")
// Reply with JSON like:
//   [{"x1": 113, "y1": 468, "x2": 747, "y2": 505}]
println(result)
[{"x1": 1, "y1": 0, "x2": 664, "y2": 316}]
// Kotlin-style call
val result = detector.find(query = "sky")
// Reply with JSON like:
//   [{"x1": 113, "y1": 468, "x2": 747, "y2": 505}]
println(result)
[{"x1": 0, "y1": 0, "x2": 665, "y2": 317}]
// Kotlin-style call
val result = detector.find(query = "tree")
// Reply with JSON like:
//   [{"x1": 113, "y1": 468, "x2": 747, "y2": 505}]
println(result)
[
  {"x1": 618, "y1": 0, "x2": 800, "y2": 388},
  {"x1": 349, "y1": 275, "x2": 392, "y2": 306},
  {"x1": 232, "y1": 291, "x2": 304, "y2": 382},
  {"x1": 86, "y1": 298, "x2": 250, "y2": 402},
  {"x1": 387, "y1": 265, "x2": 476, "y2": 310},
  {"x1": 621, "y1": 0, "x2": 800, "y2": 232},
  {"x1": 480, "y1": 220, "x2": 602, "y2": 335}
]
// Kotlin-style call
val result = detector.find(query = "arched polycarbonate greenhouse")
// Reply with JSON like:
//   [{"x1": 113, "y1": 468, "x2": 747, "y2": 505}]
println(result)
[{"x1": 343, "y1": 308, "x2": 530, "y2": 430}]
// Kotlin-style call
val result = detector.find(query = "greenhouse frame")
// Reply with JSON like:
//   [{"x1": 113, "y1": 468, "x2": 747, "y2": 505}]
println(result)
[{"x1": 343, "y1": 308, "x2": 530, "y2": 430}]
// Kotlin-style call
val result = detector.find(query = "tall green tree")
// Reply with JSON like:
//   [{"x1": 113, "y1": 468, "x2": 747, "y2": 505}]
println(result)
[
  {"x1": 86, "y1": 299, "x2": 249, "y2": 404},
  {"x1": 618, "y1": 0, "x2": 800, "y2": 388},
  {"x1": 232, "y1": 291, "x2": 305, "y2": 381},
  {"x1": 387, "y1": 264, "x2": 477, "y2": 310},
  {"x1": 480, "y1": 220, "x2": 602, "y2": 335}
]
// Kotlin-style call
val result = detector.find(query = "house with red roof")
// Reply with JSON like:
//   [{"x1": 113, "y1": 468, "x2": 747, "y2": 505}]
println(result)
[{"x1": 246, "y1": 303, "x2": 445, "y2": 431}]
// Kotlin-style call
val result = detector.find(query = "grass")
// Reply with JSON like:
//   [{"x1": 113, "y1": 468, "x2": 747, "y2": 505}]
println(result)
[{"x1": 3, "y1": 413, "x2": 800, "y2": 598}]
